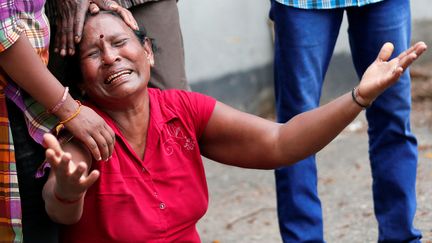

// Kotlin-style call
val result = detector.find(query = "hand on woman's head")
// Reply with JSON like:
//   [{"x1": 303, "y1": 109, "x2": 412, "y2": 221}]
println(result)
[{"x1": 54, "y1": 0, "x2": 138, "y2": 57}]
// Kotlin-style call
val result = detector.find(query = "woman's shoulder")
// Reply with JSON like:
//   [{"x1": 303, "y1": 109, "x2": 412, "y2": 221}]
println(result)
[
  {"x1": 149, "y1": 88, "x2": 214, "y2": 103},
  {"x1": 149, "y1": 88, "x2": 216, "y2": 115}
]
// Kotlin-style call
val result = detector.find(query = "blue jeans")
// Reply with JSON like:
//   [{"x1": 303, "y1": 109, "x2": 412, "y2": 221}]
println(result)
[{"x1": 270, "y1": 0, "x2": 421, "y2": 242}]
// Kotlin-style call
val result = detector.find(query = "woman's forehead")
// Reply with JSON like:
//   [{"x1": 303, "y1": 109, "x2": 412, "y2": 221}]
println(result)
[
  {"x1": 84, "y1": 14, "x2": 129, "y2": 35},
  {"x1": 81, "y1": 14, "x2": 133, "y2": 44}
]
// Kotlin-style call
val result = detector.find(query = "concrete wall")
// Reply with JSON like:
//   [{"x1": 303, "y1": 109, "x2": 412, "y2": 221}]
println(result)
[
  {"x1": 178, "y1": 1, "x2": 432, "y2": 113},
  {"x1": 178, "y1": 0, "x2": 274, "y2": 115}
]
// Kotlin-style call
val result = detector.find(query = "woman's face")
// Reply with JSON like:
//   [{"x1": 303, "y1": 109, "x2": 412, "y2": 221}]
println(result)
[{"x1": 79, "y1": 13, "x2": 154, "y2": 108}]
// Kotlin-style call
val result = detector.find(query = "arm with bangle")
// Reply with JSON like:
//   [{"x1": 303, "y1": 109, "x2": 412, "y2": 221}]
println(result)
[
  {"x1": 42, "y1": 133, "x2": 96, "y2": 225},
  {"x1": 200, "y1": 42, "x2": 427, "y2": 169},
  {"x1": 0, "y1": 33, "x2": 115, "y2": 161}
]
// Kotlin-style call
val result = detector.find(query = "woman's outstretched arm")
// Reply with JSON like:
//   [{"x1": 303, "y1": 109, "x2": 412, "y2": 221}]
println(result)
[{"x1": 200, "y1": 42, "x2": 427, "y2": 169}]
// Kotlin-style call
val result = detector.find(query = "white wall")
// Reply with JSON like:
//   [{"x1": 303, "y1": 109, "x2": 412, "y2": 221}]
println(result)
[
  {"x1": 178, "y1": 0, "x2": 273, "y2": 84},
  {"x1": 178, "y1": 0, "x2": 432, "y2": 88}
]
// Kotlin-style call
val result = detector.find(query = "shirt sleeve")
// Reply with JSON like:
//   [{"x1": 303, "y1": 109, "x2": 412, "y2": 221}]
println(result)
[
  {"x1": 187, "y1": 91, "x2": 216, "y2": 138},
  {"x1": 165, "y1": 90, "x2": 216, "y2": 139},
  {"x1": 0, "y1": 1, "x2": 25, "y2": 52}
]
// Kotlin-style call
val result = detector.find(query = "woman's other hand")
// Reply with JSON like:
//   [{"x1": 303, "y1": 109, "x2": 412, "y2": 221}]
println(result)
[
  {"x1": 356, "y1": 41, "x2": 427, "y2": 106},
  {"x1": 43, "y1": 133, "x2": 100, "y2": 203}
]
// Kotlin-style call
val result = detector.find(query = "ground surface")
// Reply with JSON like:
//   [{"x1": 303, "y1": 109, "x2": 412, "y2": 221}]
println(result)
[{"x1": 197, "y1": 62, "x2": 432, "y2": 243}]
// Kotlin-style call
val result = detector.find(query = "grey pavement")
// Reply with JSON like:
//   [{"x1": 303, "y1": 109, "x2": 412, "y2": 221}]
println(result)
[{"x1": 197, "y1": 112, "x2": 432, "y2": 243}]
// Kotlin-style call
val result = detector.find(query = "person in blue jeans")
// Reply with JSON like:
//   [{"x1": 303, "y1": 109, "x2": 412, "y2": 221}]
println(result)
[{"x1": 269, "y1": 0, "x2": 422, "y2": 242}]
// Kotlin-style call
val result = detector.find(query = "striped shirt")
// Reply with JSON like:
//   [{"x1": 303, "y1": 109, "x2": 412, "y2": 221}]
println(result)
[
  {"x1": 0, "y1": 0, "x2": 55, "y2": 242},
  {"x1": 274, "y1": 0, "x2": 384, "y2": 9}
]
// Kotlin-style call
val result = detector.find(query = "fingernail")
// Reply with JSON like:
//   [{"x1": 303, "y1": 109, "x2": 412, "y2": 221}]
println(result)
[
  {"x1": 69, "y1": 48, "x2": 74, "y2": 55},
  {"x1": 54, "y1": 48, "x2": 58, "y2": 53},
  {"x1": 74, "y1": 35, "x2": 81, "y2": 43},
  {"x1": 60, "y1": 49, "x2": 66, "y2": 56}
]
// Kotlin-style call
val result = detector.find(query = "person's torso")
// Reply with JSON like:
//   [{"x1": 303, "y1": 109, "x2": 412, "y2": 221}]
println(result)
[{"x1": 61, "y1": 89, "x2": 216, "y2": 242}]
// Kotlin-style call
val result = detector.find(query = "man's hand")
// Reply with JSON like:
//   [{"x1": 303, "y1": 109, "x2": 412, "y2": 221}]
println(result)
[
  {"x1": 44, "y1": 133, "x2": 100, "y2": 202},
  {"x1": 54, "y1": 0, "x2": 138, "y2": 56},
  {"x1": 357, "y1": 42, "x2": 427, "y2": 105}
]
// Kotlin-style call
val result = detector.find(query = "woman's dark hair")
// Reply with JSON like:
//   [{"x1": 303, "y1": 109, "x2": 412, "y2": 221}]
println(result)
[
  {"x1": 104, "y1": 11, "x2": 158, "y2": 51},
  {"x1": 64, "y1": 10, "x2": 156, "y2": 98}
]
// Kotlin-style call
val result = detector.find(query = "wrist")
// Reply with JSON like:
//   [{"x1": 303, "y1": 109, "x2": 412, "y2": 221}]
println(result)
[
  {"x1": 351, "y1": 87, "x2": 371, "y2": 109},
  {"x1": 54, "y1": 189, "x2": 83, "y2": 205},
  {"x1": 53, "y1": 95, "x2": 80, "y2": 120},
  {"x1": 55, "y1": 100, "x2": 82, "y2": 135}
]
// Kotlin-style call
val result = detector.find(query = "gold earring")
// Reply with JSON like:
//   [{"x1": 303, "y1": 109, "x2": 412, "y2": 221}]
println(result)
[{"x1": 147, "y1": 56, "x2": 154, "y2": 66}]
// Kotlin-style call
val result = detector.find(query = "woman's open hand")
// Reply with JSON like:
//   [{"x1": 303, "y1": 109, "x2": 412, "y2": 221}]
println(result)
[
  {"x1": 356, "y1": 42, "x2": 427, "y2": 106},
  {"x1": 43, "y1": 133, "x2": 100, "y2": 203}
]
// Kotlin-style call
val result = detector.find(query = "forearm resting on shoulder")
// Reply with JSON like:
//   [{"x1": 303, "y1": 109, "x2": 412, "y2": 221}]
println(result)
[
  {"x1": 0, "y1": 34, "x2": 115, "y2": 161},
  {"x1": 0, "y1": 34, "x2": 68, "y2": 111}
]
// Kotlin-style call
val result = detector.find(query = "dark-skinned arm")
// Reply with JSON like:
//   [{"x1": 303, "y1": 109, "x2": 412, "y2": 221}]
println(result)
[
  {"x1": 42, "y1": 133, "x2": 97, "y2": 224},
  {"x1": 0, "y1": 33, "x2": 115, "y2": 161},
  {"x1": 200, "y1": 42, "x2": 427, "y2": 169}
]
